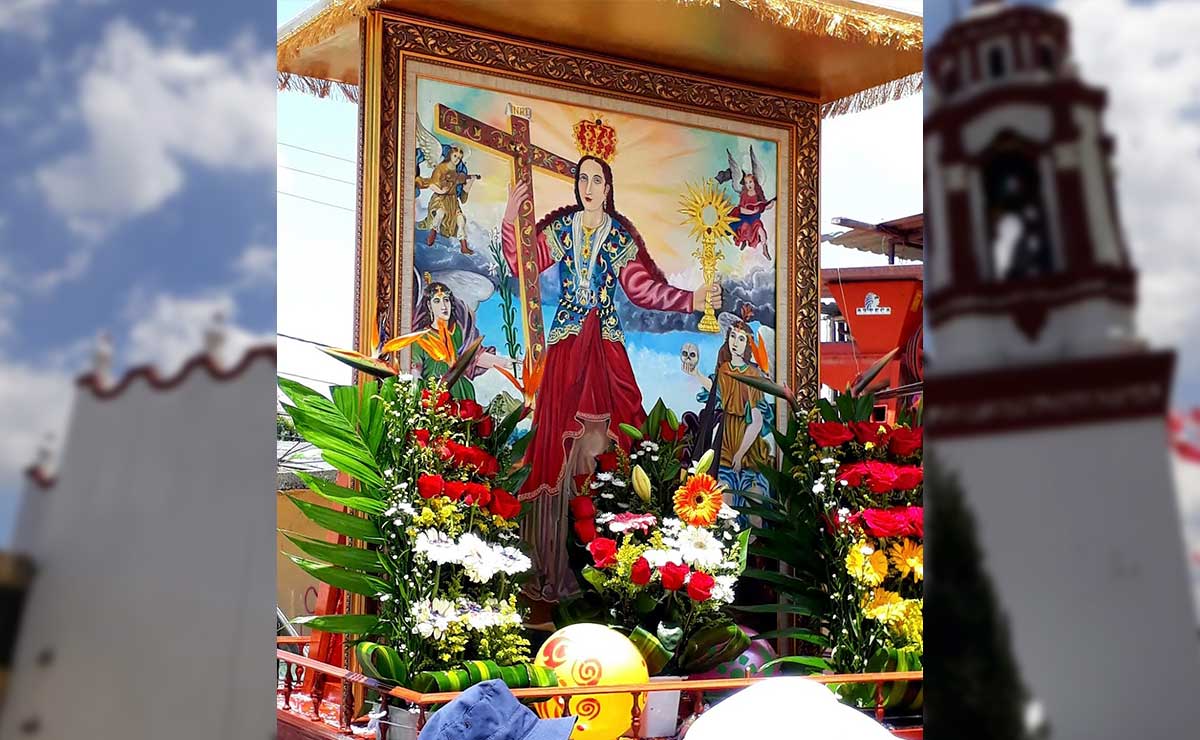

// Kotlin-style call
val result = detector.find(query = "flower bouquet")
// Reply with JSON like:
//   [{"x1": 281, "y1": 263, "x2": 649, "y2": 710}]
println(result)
[
  {"x1": 560, "y1": 402, "x2": 751, "y2": 676},
  {"x1": 278, "y1": 371, "x2": 557, "y2": 693},
  {"x1": 785, "y1": 394, "x2": 924, "y2": 707}
]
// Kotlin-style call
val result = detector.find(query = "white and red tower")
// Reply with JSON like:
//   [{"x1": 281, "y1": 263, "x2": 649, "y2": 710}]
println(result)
[{"x1": 925, "y1": 1, "x2": 1200, "y2": 736}]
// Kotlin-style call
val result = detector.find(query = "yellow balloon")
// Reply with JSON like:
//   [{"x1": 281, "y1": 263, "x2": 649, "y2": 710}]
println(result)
[{"x1": 533, "y1": 623, "x2": 650, "y2": 740}]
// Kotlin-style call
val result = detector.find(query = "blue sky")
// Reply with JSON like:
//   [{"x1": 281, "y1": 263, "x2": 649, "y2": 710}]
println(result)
[{"x1": 0, "y1": 1, "x2": 277, "y2": 542}]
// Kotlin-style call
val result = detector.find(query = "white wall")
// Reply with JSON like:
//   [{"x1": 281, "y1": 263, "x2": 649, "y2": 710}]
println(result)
[
  {"x1": 0, "y1": 352, "x2": 276, "y2": 740},
  {"x1": 937, "y1": 417, "x2": 1200, "y2": 739}
]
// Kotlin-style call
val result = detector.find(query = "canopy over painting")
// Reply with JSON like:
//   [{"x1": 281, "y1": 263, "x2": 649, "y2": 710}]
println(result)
[
  {"x1": 277, "y1": 0, "x2": 922, "y2": 117},
  {"x1": 823, "y1": 213, "x2": 924, "y2": 262}
]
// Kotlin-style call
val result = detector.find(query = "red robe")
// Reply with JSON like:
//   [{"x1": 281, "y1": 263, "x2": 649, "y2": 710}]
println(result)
[{"x1": 502, "y1": 213, "x2": 693, "y2": 500}]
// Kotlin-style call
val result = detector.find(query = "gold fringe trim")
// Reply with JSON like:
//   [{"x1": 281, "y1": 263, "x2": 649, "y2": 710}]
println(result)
[
  {"x1": 277, "y1": 0, "x2": 379, "y2": 69},
  {"x1": 278, "y1": 71, "x2": 361, "y2": 103},
  {"x1": 677, "y1": 0, "x2": 922, "y2": 52},
  {"x1": 821, "y1": 70, "x2": 923, "y2": 118}
]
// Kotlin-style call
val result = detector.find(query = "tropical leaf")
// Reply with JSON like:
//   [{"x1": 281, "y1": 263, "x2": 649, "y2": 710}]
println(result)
[
  {"x1": 292, "y1": 613, "x2": 381, "y2": 635},
  {"x1": 286, "y1": 496, "x2": 383, "y2": 543},
  {"x1": 850, "y1": 347, "x2": 899, "y2": 397},
  {"x1": 492, "y1": 403, "x2": 528, "y2": 446},
  {"x1": 760, "y1": 655, "x2": 830, "y2": 673},
  {"x1": 281, "y1": 531, "x2": 384, "y2": 573},
  {"x1": 753, "y1": 628, "x2": 829, "y2": 647},
  {"x1": 730, "y1": 373, "x2": 798, "y2": 410},
  {"x1": 297, "y1": 472, "x2": 386, "y2": 513},
  {"x1": 288, "y1": 555, "x2": 389, "y2": 597},
  {"x1": 629, "y1": 627, "x2": 672, "y2": 676},
  {"x1": 442, "y1": 335, "x2": 484, "y2": 390},
  {"x1": 742, "y1": 567, "x2": 820, "y2": 594},
  {"x1": 731, "y1": 602, "x2": 819, "y2": 617},
  {"x1": 319, "y1": 347, "x2": 397, "y2": 378},
  {"x1": 356, "y1": 641, "x2": 409, "y2": 684},
  {"x1": 677, "y1": 623, "x2": 749, "y2": 675}
]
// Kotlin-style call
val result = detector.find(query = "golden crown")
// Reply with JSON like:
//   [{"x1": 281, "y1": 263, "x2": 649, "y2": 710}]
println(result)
[{"x1": 573, "y1": 116, "x2": 618, "y2": 163}]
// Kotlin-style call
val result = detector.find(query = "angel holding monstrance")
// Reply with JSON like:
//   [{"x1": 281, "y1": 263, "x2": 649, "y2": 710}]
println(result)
[
  {"x1": 415, "y1": 116, "x2": 482, "y2": 255},
  {"x1": 716, "y1": 146, "x2": 776, "y2": 260},
  {"x1": 499, "y1": 119, "x2": 722, "y2": 603}
]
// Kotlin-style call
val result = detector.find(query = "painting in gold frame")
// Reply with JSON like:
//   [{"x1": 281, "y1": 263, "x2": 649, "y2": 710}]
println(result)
[{"x1": 356, "y1": 11, "x2": 819, "y2": 509}]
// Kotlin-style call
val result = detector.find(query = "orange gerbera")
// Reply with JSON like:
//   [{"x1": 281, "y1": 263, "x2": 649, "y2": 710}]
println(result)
[{"x1": 673, "y1": 474, "x2": 723, "y2": 527}]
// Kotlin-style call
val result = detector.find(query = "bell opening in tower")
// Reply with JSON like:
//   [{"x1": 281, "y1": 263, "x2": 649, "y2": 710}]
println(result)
[{"x1": 982, "y1": 133, "x2": 1055, "y2": 282}]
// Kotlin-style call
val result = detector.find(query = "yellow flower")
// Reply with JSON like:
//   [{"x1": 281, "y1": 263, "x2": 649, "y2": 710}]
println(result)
[
  {"x1": 893, "y1": 600, "x2": 923, "y2": 650},
  {"x1": 673, "y1": 474, "x2": 723, "y2": 527},
  {"x1": 889, "y1": 539, "x2": 923, "y2": 582},
  {"x1": 845, "y1": 540, "x2": 888, "y2": 586},
  {"x1": 863, "y1": 588, "x2": 907, "y2": 625}
]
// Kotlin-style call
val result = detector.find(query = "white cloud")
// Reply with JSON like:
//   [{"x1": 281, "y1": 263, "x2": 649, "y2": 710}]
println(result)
[
  {"x1": 122, "y1": 290, "x2": 273, "y2": 375},
  {"x1": 30, "y1": 247, "x2": 94, "y2": 294},
  {"x1": 1057, "y1": 0, "x2": 1200, "y2": 371},
  {"x1": 0, "y1": 0, "x2": 57, "y2": 40},
  {"x1": 234, "y1": 243, "x2": 276, "y2": 288},
  {"x1": 0, "y1": 358, "x2": 72, "y2": 479},
  {"x1": 35, "y1": 19, "x2": 274, "y2": 238}
]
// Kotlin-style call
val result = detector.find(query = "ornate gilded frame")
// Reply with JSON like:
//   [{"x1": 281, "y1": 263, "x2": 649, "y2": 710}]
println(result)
[{"x1": 355, "y1": 10, "x2": 820, "y2": 402}]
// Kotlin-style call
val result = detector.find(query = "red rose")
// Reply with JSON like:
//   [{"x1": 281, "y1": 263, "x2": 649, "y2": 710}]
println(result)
[
  {"x1": 687, "y1": 571, "x2": 715, "y2": 602},
  {"x1": 887, "y1": 426, "x2": 923, "y2": 456},
  {"x1": 659, "y1": 562, "x2": 690, "y2": 591},
  {"x1": 660, "y1": 420, "x2": 683, "y2": 443},
  {"x1": 862, "y1": 460, "x2": 901, "y2": 493},
  {"x1": 434, "y1": 438, "x2": 453, "y2": 462},
  {"x1": 476, "y1": 416, "x2": 494, "y2": 438},
  {"x1": 416, "y1": 474, "x2": 445, "y2": 499},
  {"x1": 893, "y1": 465, "x2": 923, "y2": 491},
  {"x1": 588, "y1": 537, "x2": 618, "y2": 569},
  {"x1": 596, "y1": 451, "x2": 618, "y2": 473},
  {"x1": 808, "y1": 421, "x2": 855, "y2": 448},
  {"x1": 856, "y1": 507, "x2": 910, "y2": 538},
  {"x1": 905, "y1": 506, "x2": 924, "y2": 538},
  {"x1": 836, "y1": 461, "x2": 869, "y2": 487},
  {"x1": 457, "y1": 399, "x2": 485, "y2": 421},
  {"x1": 569, "y1": 496, "x2": 596, "y2": 520},
  {"x1": 630, "y1": 557, "x2": 652, "y2": 586},
  {"x1": 477, "y1": 453, "x2": 499, "y2": 477},
  {"x1": 444, "y1": 481, "x2": 466, "y2": 502},
  {"x1": 463, "y1": 482, "x2": 491, "y2": 507},
  {"x1": 489, "y1": 489, "x2": 521, "y2": 519},
  {"x1": 850, "y1": 421, "x2": 889, "y2": 445},
  {"x1": 412, "y1": 429, "x2": 431, "y2": 446},
  {"x1": 573, "y1": 519, "x2": 598, "y2": 544}
]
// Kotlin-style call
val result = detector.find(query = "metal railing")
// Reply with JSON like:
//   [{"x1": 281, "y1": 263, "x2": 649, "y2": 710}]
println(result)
[{"x1": 276, "y1": 640, "x2": 923, "y2": 738}]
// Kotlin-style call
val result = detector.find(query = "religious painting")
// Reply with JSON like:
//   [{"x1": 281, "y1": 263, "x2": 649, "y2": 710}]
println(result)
[
  {"x1": 359, "y1": 14, "x2": 818, "y2": 602},
  {"x1": 401, "y1": 68, "x2": 793, "y2": 504}
]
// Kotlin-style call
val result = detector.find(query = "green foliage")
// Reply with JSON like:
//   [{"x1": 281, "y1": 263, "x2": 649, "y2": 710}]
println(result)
[{"x1": 292, "y1": 614, "x2": 382, "y2": 634}]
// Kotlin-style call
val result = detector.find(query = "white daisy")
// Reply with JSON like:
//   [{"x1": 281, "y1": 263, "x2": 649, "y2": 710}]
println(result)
[{"x1": 676, "y1": 526, "x2": 724, "y2": 568}]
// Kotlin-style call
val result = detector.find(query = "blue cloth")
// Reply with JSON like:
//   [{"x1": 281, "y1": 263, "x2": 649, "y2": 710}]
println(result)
[
  {"x1": 542, "y1": 211, "x2": 639, "y2": 345},
  {"x1": 717, "y1": 466, "x2": 768, "y2": 529},
  {"x1": 418, "y1": 679, "x2": 576, "y2": 740}
]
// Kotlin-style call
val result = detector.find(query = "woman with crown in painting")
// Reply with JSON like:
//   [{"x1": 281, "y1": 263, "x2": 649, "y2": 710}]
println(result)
[{"x1": 500, "y1": 118, "x2": 722, "y2": 603}]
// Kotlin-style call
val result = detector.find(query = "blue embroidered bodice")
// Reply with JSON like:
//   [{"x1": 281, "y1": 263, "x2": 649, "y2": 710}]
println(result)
[{"x1": 543, "y1": 211, "x2": 638, "y2": 344}]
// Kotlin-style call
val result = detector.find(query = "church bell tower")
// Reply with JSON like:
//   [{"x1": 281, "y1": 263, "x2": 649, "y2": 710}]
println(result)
[{"x1": 924, "y1": 2, "x2": 1200, "y2": 737}]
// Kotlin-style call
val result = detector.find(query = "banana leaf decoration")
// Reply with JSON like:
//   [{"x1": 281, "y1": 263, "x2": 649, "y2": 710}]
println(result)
[
  {"x1": 628, "y1": 626, "x2": 673, "y2": 676},
  {"x1": 410, "y1": 660, "x2": 558, "y2": 693},
  {"x1": 356, "y1": 641, "x2": 410, "y2": 685}
]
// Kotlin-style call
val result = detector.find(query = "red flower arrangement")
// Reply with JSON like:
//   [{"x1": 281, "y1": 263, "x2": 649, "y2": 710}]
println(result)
[
  {"x1": 660, "y1": 562, "x2": 689, "y2": 591},
  {"x1": 809, "y1": 421, "x2": 855, "y2": 448},
  {"x1": 630, "y1": 557, "x2": 652, "y2": 586},
  {"x1": 851, "y1": 506, "x2": 924, "y2": 538},
  {"x1": 836, "y1": 460, "x2": 924, "y2": 494},
  {"x1": 488, "y1": 489, "x2": 521, "y2": 520},
  {"x1": 850, "y1": 421, "x2": 888, "y2": 445},
  {"x1": 887, "y1": 426, "x2": 923, "y2": 456}
]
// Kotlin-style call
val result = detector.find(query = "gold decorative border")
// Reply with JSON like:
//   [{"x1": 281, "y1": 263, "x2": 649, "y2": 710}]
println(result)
[{"x1": 359, "y1": 10, "x2": 820, "y2": 404}]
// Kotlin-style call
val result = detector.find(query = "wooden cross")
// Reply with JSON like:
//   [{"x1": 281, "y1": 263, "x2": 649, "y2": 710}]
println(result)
[{"x1": 434, "y1": 102, "x2": 576, "y2": 371}]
